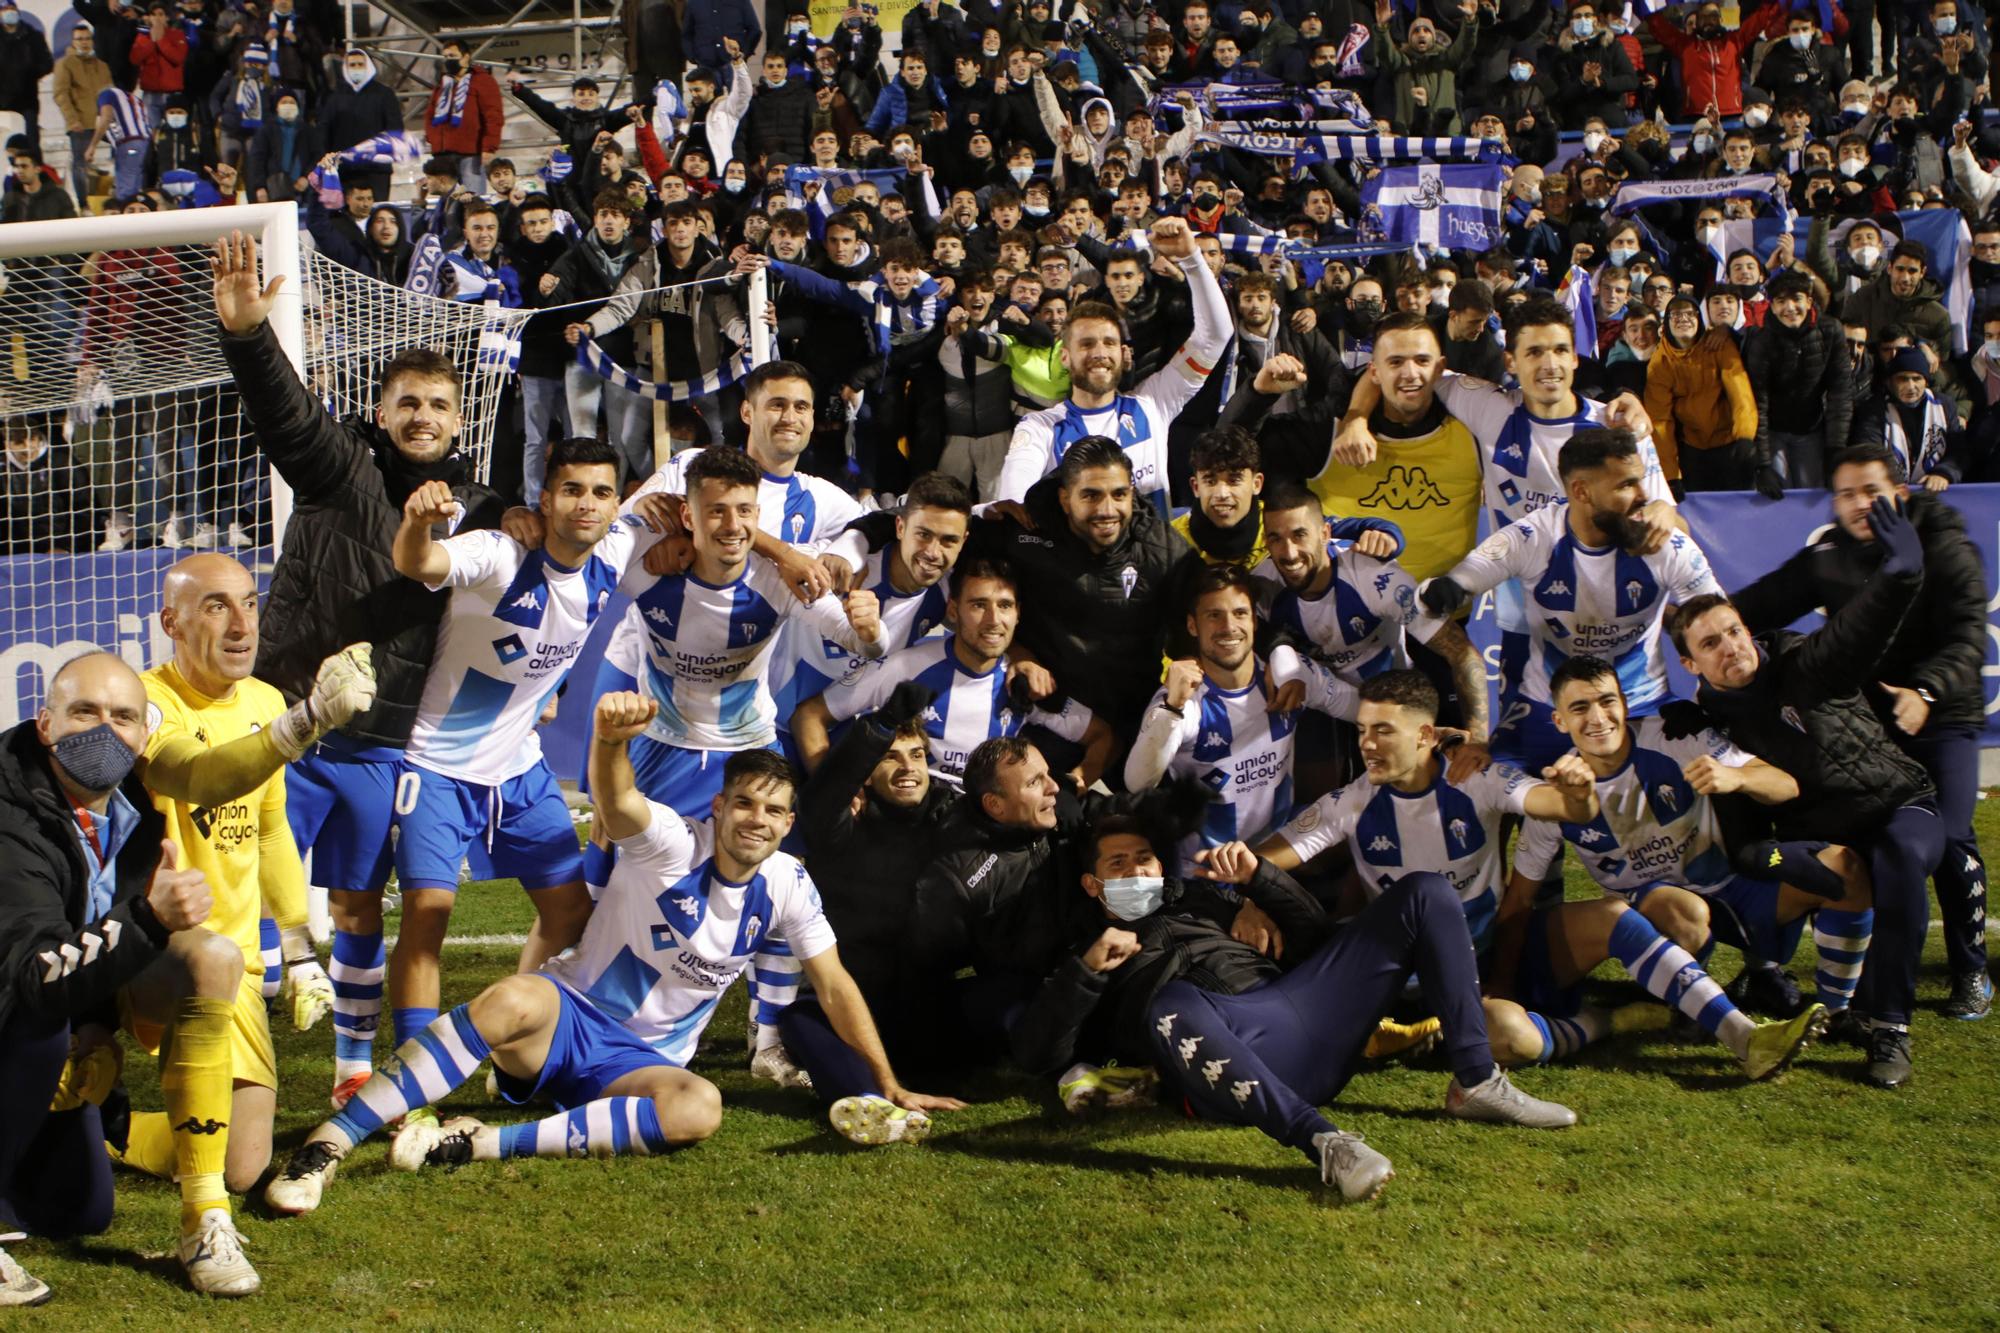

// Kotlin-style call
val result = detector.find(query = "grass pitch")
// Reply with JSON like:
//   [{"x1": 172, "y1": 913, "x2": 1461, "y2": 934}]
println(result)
[{"x1": 21, "y1": 807, "x2": 2000, "y2": 1330}]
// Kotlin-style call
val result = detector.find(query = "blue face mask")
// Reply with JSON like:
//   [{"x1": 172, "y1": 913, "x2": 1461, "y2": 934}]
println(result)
[
  {"x1": 51, "y1": 723, "x2": 139, "y2": 793},
  {"x1": 1510, "y1": 62, "x2": 1533, "y2": 81},
  {"x1": 1936, "y1": 14, "x2": 1957, "y2": 34},
  {"x1": 1099, "y1": 875, "x2": 1166, "y2": 921},
  {"x1": 1571, "y1": 17, "x2": 1595, "y2": 38}
]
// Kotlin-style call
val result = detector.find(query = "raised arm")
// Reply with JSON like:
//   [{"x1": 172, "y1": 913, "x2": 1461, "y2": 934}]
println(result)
[
  {"x1": 393, "y1": 479, "x2": 461, "y2": 584},
  {"x1": 588, "y1": 691, "x2": 660, "y2": 841}
]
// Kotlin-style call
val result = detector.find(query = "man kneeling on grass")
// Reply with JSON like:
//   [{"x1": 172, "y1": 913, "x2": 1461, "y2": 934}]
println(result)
[{"x1": 266, "y1": 694, "x2": 960, "y2": 1214}]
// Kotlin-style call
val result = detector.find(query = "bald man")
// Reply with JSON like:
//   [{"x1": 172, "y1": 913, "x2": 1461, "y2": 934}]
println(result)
[
  {"x1": 104, "y1": 555, "x2": 372, "y2": 1298},
  {"x1": 1, "y1": 653, "x2": 213, "y2": 1308}
]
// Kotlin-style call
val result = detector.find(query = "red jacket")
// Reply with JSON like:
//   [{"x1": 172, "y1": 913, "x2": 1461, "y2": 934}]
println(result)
[
  {"x1": 130, "y1": 26, "x2": 187, "y2": 95},
  {"x1": 1648, "y1": 13, "x2": 1759, "y2": 117},
  {"x1": 423, "y1": 67, "x2": 504, "y2": 157}
]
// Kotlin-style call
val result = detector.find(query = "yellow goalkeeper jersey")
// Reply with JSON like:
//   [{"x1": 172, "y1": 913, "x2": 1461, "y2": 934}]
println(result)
[
  {"x1": 141, "y1": 661, "x2": 306, "y2": 974},
  {"x1": 1309, "y1": 408, "x2": 1482, "y2": 583}
]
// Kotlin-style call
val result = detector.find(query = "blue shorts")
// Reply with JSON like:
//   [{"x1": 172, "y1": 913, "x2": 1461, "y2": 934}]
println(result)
[
  {"x1": 1491, "y1": 696, "x2": 1571, "y2": 774},
  {"x1": 1480, "y1": 908, "x2": 1583, "y2": 1019},
  {"x1": 285, "y1": 736, "x2": 399, "y2": 893},
  {"x1": 629, "y1": 735, "x2": 784, "y2": 820},
  {"x1": 392, "y1": 761, "x2": 583, "y2": 892},
  {"x1": 1694, "y1": 876, "x2": 1807, "y2": 968},
  {"x1": 494, "y1": 977, "x2": 671, "y2": 1110}
]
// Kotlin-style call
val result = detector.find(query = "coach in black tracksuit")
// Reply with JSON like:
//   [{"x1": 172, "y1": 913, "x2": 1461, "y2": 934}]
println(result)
[
  {"x1": 1730, "y1": 448, "x2": 1991, "y2": 1022},
  {"x1": 1673, "y1": 496, "x2": 1942, "y2": 1089}
]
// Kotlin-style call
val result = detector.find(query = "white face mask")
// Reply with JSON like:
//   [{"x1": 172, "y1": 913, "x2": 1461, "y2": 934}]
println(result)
[
  {"x1": 1009, "y1": 165, "x2": 1031, "y2": 183},
  {"x1": 1098, "y1": 876, "x2": 1166, "y2": 921},
  {"x1": 344, "y1": 65, "x2": 369, "y2": 88},
  {"x1": 1691, "y1": 133, "x2": 1714, "y2": 154},
  {"x1": 1696, "y1": 223, "x2": 1719, "y2": 244},
  {"x1": 1744, "y1": 106, "x2": 1770, "y2": 128},
  {"x1": 277, "y1": 103, "x2": 299, "y2": 121},
  {"x1": 1583, "y1": 130, "x2": 1606, "y2": 153},
  {"x1": 1851, "y1": 243, "x2": 1881, "y2": 268},
  {"x1": 1572, "y1": 17, "x2": 1595, "y2": 37},
  {"x1": 1984, "y1": 338, "x2": 2000, "y2": 359},
  {"x1": 1839, "y1": 157, "x2": 1866, "y2": 178},
  {"x1": 1789, "y1": 31, "x2": 1812, "y2": 49},
  {"x1": 166, "y1": 112, "x2": 189, "y2": 129},
  {"x1": 1509, "y1": 62, "x2": 1533, "y2": 81},
  {"x1": 1841, "y1": 101, "x2": 1869, "y2": 118},
  {"x1": 1608, "y1": 245, "x2": 1637, "y2": 265}
]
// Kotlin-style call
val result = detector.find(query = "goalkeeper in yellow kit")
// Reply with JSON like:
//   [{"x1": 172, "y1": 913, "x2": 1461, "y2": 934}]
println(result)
[{"x1": 110, "y1": 553, "x2": 374, "y2": 1297}]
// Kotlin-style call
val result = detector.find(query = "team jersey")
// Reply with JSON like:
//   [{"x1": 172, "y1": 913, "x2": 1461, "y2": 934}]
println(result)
[
  {"x1": 408, "y1": 521, "x2": 657, "y2": 782},
  {"x1": 1126, "y1": 656, "x2": 1360, "y2": 864},
  {"x1": 776, "y1": 544, "x2": 950, "y2": 713},
  {"x1": 994, "y1": 368, "x2": 1208, "y2": 516},
  {"x1": 141, "y1": 663, "x2": 302, "y2": 974},
  {"x1": 1261, "y1": 544, "x2": 1446, "y2": 684},
  {"x1": 543, "y1": 803, "x2": 837, "y2": 1066},
  {"x1": 1512, "y1": 716, "x2": 1753, "y2": 899},
  {"x1": 632, "y1": 449, "x2": 863, "y2": 548},
  {"x1": 625, "y1": 556, "x2": 883, "y2": 752},
  {"x1": 1444, "y1": 503, "x2": 1721, "y2": 715},
  {"x1": 1273, "y1": 762, "x2": 1541, "y2": 951},
  {"x1": 821, "y1": 636, "x2": 1095, "y2": 785},
  {"x1": 1433, "y1": 374, "x2": 1674, "y2": 634},
  {"x1": 1309, "y1": 406, "x2": 1482, "y2": 582}
]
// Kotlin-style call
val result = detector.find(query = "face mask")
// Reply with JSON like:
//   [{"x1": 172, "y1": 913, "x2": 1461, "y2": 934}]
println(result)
[
  {"x1": 445, "y1": 58, "x2": 465, "y2": 74},
  {"x1": 1608, "y1": 245, "x2": 1637, "y2": 265},
  {"x1": 1744, "y1": 106, "x2": 1769, "y2": 128},
  {"x1": 1839, "y1": 157, "x2": 1866, "y2": 178},
  {"x1": 1697, "y1": 21, "x2": 1722, "y2": 37},
  {"x1": 1789, "y1": 31, "x2": 1812, "y2": 49},
  {"x1": 1691, "y1": 133, "x2": 1714, "y2": 154},
  {"x1": 891, "y1": 141, "x2": 914, "y2": 159},
  {"x1": 277, "y1": 103, "x2": 299, "y2": 121},
  {"x1": 1936, "y1": 15, "x2": 1957, "y2": 33},
  {"x1": 1984, "y1": 339, "x2": 2000, "y2": 360},
  {"x1": 1571, "y1": 17, "x2": 1594, "y2": 38},
  {"x1": 1009, "y1": 165, "x2": 1031, "y2": 183},
  {"x1": 1193, "y1": 191, "x2": 1221, "y2": 211},
  {"x1": 1583, "y1": 130, "x2": 1606, "y2": 153},
  {"x1": 1098, "y1": 875, "x2": 1165, "y2": 921},
  {"x1": 766, "y1": 73, "x2": 787, "y2": 88},
  {"x1": 1023, "y1": 203, "x2": 1049, "y2": 217},
  {"x1": 1510, "y1": 62, "x2": 1533, "y2": 81},
  {"x1": 1852, "y1": 243, "x2": 1881, "y2": 268},
  {"x1": 1, "y1": 11, "x2": 19, "y2": 25},
  {"x1": 344, "y1": 66, "x2": 369, "y2": 88},
  {"x1": 51, "y1": 724, "x2": 139, "y2": 794},
  {"x1": 166, "y1": 112, "x2": 189, "y2": 129},
  {"x1": 1840, "y1": 103, "x2": 1867, "y2": 122},
  {"x1": 723, "y1": 177, "x2": 746, "y2": 193},
  {"x1": 1519, "y1": 184, "x2": 1541, "y2": 204},
  {"x1": 1696, "y1": 223, "x2": 1718, "y2": 244},
  {"x1": 1350, "y1": 296, "x2": 1384, "y2": 322},
  {"x1": 788, "y1": 19, "x2": 808, "y2": 33}
]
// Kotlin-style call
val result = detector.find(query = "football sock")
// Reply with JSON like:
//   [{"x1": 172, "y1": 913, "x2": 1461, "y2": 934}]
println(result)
[
  {"x1": 330, "y1": 928, "x2": 386, "y2": 1078},
  {"x1": 492, "y1": 1097, "x2": 672, "y2": 1160},
  {"x1": 1608, "y1": 909, "x2": 1755, "y2": 1059},
  {"x1": 327, "y1": 1005, "x2": 489, "y2": 1150},
  {"x1": 749, "y1": 946, "x2": 800, "y2": 1053},
  {"x1": 258, "y1": 917, "x2": 282, "y2": 1001},
  {"x1": 392, "y1": 1005, "x2": 440, "y2": 1048},
  {"x1": 115, "y1": 1110, "x2": 176, "y2": 1178},
  {"x1": 1812, "y1": 909, "x2": 1873, "y2": 1011},
  {"x1": 1524, "y1": 1007, "x2": 1611, "y2": 1064},
  {"x1": 160, "y1": 996, "x2": 234, "y2": 1232}
]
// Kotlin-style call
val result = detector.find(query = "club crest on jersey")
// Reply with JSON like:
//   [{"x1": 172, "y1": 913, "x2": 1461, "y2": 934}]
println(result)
[
  {"x1": 789, "y1": 513, "x2": 806, "y2": 541},
  {"x1": 1655, "y1": 783, "x2": 1679, "y2": 812},
  {"x1": 1120, "y1": 412, "x2": 1135, "y2": 435},
  {"x1": 1348, "y1": 615, "x2": 1367, "y2": 638},
  {"x1": 1120, "y1": 565, "x2": 1138, "y2": 599},
  {"x1": 492, "y1": 633, "x2": 528, "y2": 665},
  {"x1": 1624, "y1": 579, "x2": 1645, "y2": 608},
  {"x1": 1449, "y1": 818, "x2": 1468, "y2": 844}
]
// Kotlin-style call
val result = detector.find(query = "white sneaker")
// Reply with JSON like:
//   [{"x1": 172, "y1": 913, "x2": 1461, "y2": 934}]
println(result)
[
  {"x1": 178, "y1": 1208, "x2": 260, "y2": 1297},
  {"x1": 189, "y1": 521, "x2": 219, "y2": 548},
  {"x1": 98, "y1": 513, "x2": 132, "y2": 553},
  {"x1": 1314, "y1": 1130, "x2": 1394, "y2": 1202},
  {"x1": 750, "y1": 1044, "x2": 814, "y2": 1090},
  {"x1": 265, "y1": 1138, "x2": 344, "y2": 1216},
  {"x1": 225, "y1": 520, "x2": 252, "y2": 549},
  {"x1": 388, "y1": 1105, "x2": 444, "y2": 1171},
  {"x1": 159, "y1": 513, "x2": 188, "y2": 548},
  {"x1": 0, "y1": 1240, "x2": 51, "y2": 1308},
  {"x1": 1445, "y1": 1068, "x2": 1578, "y2": 1128},
  {"x1": 829, "y1": 1094, "x2": 930, "y2": 1146}
]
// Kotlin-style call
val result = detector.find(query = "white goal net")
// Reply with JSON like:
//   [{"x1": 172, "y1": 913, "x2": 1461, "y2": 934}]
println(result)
[{"x1": 0, "y1": 203, "x2": 529, "y2": 733}]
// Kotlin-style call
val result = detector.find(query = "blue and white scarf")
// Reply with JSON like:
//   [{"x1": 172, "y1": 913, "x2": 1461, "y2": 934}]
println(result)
[
  {"x1": 233, "y1": 75, "x2": 265, "y2": 132},
  {"x1": 573, "y1": 337, "x2": 755, "y2": 401},
  {"x1": 432, "y1": 74, "x2": 471, "y2": 128},
  {"x1": 1049, "y1": 393, "x2": 1147, "y2": 461},
  {"x1": 872, "y1": 275, "x2": 941, "y2": 356}
]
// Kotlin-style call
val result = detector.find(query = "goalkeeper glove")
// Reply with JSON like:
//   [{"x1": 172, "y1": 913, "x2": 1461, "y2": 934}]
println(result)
[
  {"x1": 1420, "y1": 576, "x2": 1470, "y2": 617},
  {"x1": 49, "y1": 1041, "x2": 121, "y2": 1113},
  {"x1": 270, "y1": 643, "x2": 377, "y2": 760},
  {"x1": 279, "y1": 927, "x2": 334, "y2": 1031}
]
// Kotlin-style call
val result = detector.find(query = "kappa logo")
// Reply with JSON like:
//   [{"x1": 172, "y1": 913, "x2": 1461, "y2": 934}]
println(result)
[
  {"x1": 1229, "y1": 1079, "x2": 1259, "y2": 1106},
  {"x1": 1200, "y1": 730, "x2": 1226, "y2": 748},
  {"x1": 1155, "y1": 1012, "x2": 1178, "y2": 1040},
  {"x1": 922, "y1": 705, "x2": 943, "y2": 724},
  {"x1": 1655, "y1": 783, "x2": 1679, "y2": 812},
  {"x1": 1201, "y1": 1057, "x2": 1231, "y2": 1089},
  {"x1": 1177, "y1": 1035, "x2": 1203, "y2": 1066},
  {"x1": 509, "y1": 589, "x2": 543, "y2": 613},
  {"x1": 1374, "y1": 571, "x2": 1394, "y2": 593},
  {"x1": 1673, "y1": 962, "x2": 1705, "y2": 995},
  {"x1": 1579, "y1": 827, "x2": 1603, "y2": 845},
  {"x1": 493, "y1": 633, "x2": 528, "y2": 665},
  {"x1": 1500, "y1": 441, "x2": 1524, "y2": 460},
  {"x1": 1546, "y1": 580, "x2": 1571, "y2": 597},
  {"x1": 645, "y1": 606, "x2": 675, "y2": 629},
  {"x1": 1359, "y1": 464, "x2": 1448, "y2": 510},
  {"x1": 1367, "y1": 835, "x2": 1396, "y2": 852},
  {"x1": 174, "y1": 1117, "x2": 228, "y2": 1136},
  {"x1": 672, "y1": 893, "x2": 701, "y2": 916},
  {"x1": 1968, "y1": 854, "x2": 1983, "y2": 874}
]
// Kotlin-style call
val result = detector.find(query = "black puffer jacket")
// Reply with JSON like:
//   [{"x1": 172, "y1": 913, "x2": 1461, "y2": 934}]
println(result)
[
  {"x1": 1011, "y1": 858, "x2": 1332, "y2": 1075},
  {"x1": 0, "y1": 721, "x2": 171, "y2": 1034},
  {"x1": 1698, "y1": 551, "x2": 1934, "y2": 841},
  {"x1": 1730, "y1": 492, "x2": 1987, "y2": 732},
  {"x1": 1741, "y1": 313, "x2": 1853, "y2": 463},
  {"x1": 220, "y1": 320, "x2": 505, "y2": 747},
  {"x1": 742, "y1": 78, "x2": 814, "y2": 163}
]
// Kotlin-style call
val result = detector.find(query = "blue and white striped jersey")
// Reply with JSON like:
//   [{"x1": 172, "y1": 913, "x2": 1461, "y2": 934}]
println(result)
[
  {"x1": 1434, "y1": 374, "x2": 1675, "y2": 635},
  {"x1": 1442, "y1": 503, "x2": 1721, "y2": 715},
  {"x1": 544, "y1": 803, "x2": 837, "y2": 1067},
  {"x1": 632, "y1": 449, "x2": 863, "y2": 549},
  {"x1": 775, "y1": 545, "x2": 950, "y2": 718},
  {"x1": 1274, "y1": 763, "x2": 1542, "y2": 952},
  {"x1": 623, "y1": 557, "x2": 883, "y2": 752},
  {"x1": 821, "y1": 636, "x2": 1094, "y2": 785},
  {"x1": 407, "y1": 522, "x2": 656, "y2": 783},
  {"x1": 1512, "y1": 716, "x2": 1753, "y2": 900},
  {"x1": 1125, "y1": 656, "x2": 1361, "y2": 870},
  {"x1": 1261, "y1": 544, "x2": 1446, "y2": 684}
]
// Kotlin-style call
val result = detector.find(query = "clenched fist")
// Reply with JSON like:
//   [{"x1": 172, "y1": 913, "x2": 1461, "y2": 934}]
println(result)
[{"x1": 595, "y1": 690, "x2": 660, "y2": 745}]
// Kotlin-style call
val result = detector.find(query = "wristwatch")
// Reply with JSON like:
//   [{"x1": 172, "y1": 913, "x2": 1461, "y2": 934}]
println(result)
[{"x1": 1916, "y1": 687, "x2": 1937, "y2": 705}]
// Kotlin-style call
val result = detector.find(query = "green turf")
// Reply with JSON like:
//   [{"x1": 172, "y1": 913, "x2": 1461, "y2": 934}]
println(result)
[{"x1": 17, "y1": 808, "x2": 2000, "y2": 1329}]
